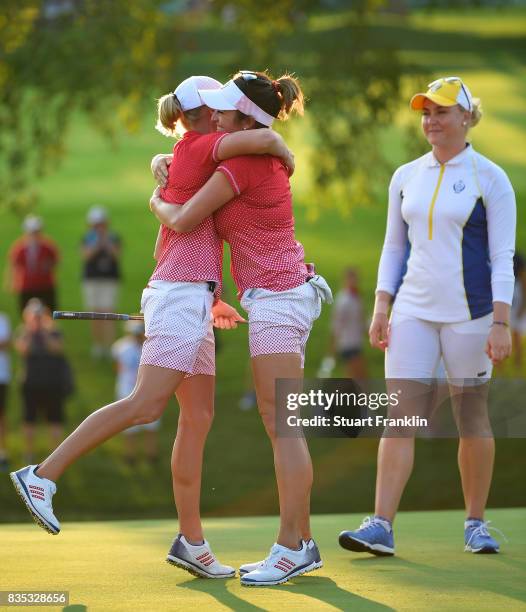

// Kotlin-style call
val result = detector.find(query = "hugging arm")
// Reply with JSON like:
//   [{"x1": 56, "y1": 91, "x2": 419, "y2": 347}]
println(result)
[
  {"x1": 150, "y1": 172, "x2": 235, "y2": 233},
  {"x1": 151, "y1": 130, "x2": 294, "y2": 188},
  {"x1": 216, "y1": 130, "x2": 294, "y2": 174}
]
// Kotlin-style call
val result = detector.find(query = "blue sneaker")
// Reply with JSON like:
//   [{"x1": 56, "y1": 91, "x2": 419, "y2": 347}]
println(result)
[
  {"x1": 339, "y1": 516, "x2": 394, "y2": 556},
  {"x1": 464, "y1": 520, "x2": 504, "y2": 554}
]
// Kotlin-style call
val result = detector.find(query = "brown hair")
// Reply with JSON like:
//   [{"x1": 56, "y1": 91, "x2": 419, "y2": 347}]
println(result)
[
  {"x1": 232, "y1": 70, "x2": 305, "y2": 127},
  {"x1": 156, "y1": 93, "x2": 204, "y2": 137}
]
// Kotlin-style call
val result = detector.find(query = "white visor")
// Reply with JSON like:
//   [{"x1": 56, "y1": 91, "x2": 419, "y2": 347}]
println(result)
[{"x1": 198, "y1": 80, "x2": 275, "y2": 126}]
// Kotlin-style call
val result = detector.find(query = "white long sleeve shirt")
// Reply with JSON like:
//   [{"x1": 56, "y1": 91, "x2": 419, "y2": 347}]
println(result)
[{"x1": 376, "y1": 145, "x2": 516, "y2": 322}]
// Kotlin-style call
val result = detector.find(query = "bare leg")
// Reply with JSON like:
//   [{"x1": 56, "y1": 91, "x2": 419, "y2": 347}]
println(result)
[
  {"x1": 375, "y1": 380, "x2": 434, "y2": 522},
  {"x1": 252, "y1": 353, "x2": 312, "y2": 550},
  {"x1": 36, "y1": 365, "x2": 185, "y2": 482},
  {"x1": 458, "y1": 438, "x2": 495, "y2": 518},
  {"x1": 172, "y1": 375, "x2": 215, "y2": 543},
  {"x1": 299, "y1": 502, "x2": 312, "y2": 541},
  {"x1": 451, "y1": 383, "x2": 494, "y2": 519},
  {"x1": 375, "y1": 438, "x2": 415, "y2": 522}
]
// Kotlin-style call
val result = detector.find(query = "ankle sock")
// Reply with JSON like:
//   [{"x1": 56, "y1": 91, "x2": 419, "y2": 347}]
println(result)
[{"x1": 374, "y1": 515, "x2": 393, "y2": 532}]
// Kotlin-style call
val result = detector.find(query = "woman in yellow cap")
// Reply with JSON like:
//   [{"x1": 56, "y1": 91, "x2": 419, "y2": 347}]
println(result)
[{"x1": 339, "y1": 76, "x2": 516, "y2": 555}]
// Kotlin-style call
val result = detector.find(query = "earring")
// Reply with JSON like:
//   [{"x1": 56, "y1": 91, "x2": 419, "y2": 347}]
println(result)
[{"x1": 462, "y1": 121, "x2": 467, "y2": 126}]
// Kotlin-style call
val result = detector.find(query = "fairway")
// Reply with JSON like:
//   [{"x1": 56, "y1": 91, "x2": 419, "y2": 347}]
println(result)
[{"x1": 3, "y1": 509, "x2": 525, "y2": 611}]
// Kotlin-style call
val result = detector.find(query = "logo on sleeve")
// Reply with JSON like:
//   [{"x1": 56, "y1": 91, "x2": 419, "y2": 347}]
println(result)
[{"x1": 453, "y1": 180, "x2": 466, "y2": 193}]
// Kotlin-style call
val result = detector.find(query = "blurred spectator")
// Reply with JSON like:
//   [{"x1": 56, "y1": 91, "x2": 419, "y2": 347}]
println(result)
[
  {"x1": 15, "y1": 299, "x2": 68, "y2": 463},
  {"x1": 6, "y1": 215, "x2": 59, "y2": 314},
  {"x1": 510, "y1": 252, "x2": 526, "y2": 368},
  {"x1": 81, "y1": 206, "x2": 122, "y2": 358},
  {"x1": 111, "y1": 320, "x2": 160, "y2": 466},
  {"x1": 328, "y1": 267, "x2": 368, "y2": 380},
  {"x1": 0, "y1": 311, "x2": 11, "y2": 471}
]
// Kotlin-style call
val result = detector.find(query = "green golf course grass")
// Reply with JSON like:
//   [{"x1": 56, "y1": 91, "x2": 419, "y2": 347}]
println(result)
[
  {"x1": 0, "y1": 6, "x2": 525, "y2": 521},
  {"x1": 3, "y1": 509, "x2": 525, "y2": 611}
]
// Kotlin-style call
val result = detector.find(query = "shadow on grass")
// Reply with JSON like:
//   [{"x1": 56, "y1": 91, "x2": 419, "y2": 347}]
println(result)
[
  {"x1": 349, "y1": 551, "x2": 526, "y2": 606},
  {"x1": 177, "y1": 579, "x2": 265, "y2": 612},
  {"x1": 350, "y1": 555, "x2": 422, "y2": 568},
  {"x1": 280, "y1": 576, "x2": 394, "y2": 610},
  {"x1": 177, "y1": 575, "x2": 393, "y2": 610}
]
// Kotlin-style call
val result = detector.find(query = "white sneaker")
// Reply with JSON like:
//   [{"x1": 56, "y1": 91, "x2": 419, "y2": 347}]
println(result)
[
  {"x1": 166, "y1": 535, "x2": 235, "y2": 578},
  {"x1": 239, "y1": 538, "x2": 323, "y2": 575},
  {"x1": 239, "y1": 558, "x2": 264, "y2": 576},
  {"x1": 240, "y1": 540, "x2": 318, "y2": 586},
  {"x1": 10, "y1": 465, "x2": 60, "y2": 534}
]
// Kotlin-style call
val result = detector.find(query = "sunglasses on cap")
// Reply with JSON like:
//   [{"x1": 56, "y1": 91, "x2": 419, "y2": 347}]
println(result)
[{"x1": 238, "y1": 70, "x2": 258, "y2": 81}]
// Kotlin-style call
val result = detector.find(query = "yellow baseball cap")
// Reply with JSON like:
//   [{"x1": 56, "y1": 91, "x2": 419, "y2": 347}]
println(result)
[{"x1": 410, "y1": 77, "x2": 473, "y2": 111}]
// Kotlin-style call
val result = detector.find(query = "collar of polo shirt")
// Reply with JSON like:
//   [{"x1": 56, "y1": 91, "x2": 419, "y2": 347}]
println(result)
[{"x1": 426, "y1": 143, "x2": 473, "y2": 167}]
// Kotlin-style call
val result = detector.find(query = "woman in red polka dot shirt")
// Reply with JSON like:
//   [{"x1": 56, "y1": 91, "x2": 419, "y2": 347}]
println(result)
[
  {"x1": 150, "y1": 71, "x2": 333, "y2": 586},
  {"x1": 12, "y1": 75, "x2": 295, "y2": 579}
]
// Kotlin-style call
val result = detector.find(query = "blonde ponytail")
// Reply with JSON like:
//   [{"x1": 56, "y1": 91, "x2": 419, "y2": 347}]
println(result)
[
  {"x1": 155, "y1": 93, "x2": 205, "y2": 137},
  {"x1": 469, "y1": 97, "x2": 482, "y2": 128},
  {"x1": 156, "y1": 93, "x2": 183, "y2": 137}
]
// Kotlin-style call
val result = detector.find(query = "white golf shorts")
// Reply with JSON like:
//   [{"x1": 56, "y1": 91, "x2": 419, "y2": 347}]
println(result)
[
  {"x1": 385, "y1": 311, "x2": 493, "y2": 385},
  {"x1": 139, "y1": 280, "x2": 215, "y2": 376}
]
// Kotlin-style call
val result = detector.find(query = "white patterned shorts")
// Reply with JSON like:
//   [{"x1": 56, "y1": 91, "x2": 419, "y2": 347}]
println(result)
[
  {"x1": 139, "y1": 280, "x2": 215, "y2": 376},
  {"x1": 240, "y1": 275, "x2": 332, "y2": 368}
]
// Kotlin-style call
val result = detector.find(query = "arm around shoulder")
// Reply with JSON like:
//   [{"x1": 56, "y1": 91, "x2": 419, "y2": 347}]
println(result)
[
  {"x1": 216, "y1": 129, "x2": 287, "y2": 161},
  {"x1": 151, "y1": 171, "x2": 235, "y2": 233}
]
